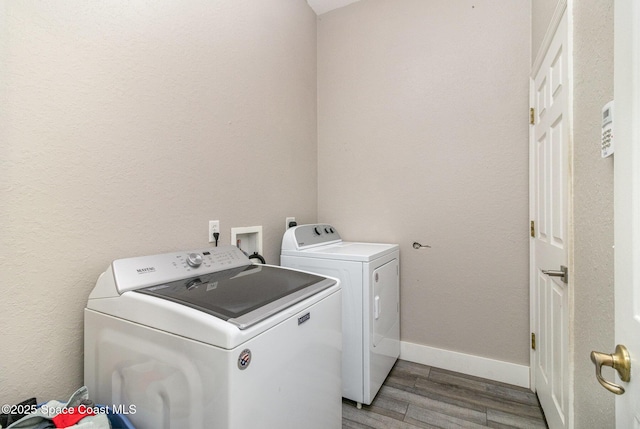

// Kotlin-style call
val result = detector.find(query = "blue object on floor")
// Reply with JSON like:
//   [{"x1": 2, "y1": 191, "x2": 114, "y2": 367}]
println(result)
[{"x1": 100, "y1": 406, "x2": 135, "y2": 429}]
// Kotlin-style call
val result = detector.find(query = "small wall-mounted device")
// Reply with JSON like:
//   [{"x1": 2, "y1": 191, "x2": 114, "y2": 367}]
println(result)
[{"x1": 601, "y1": 100, "x2": 614, "y2": 158}]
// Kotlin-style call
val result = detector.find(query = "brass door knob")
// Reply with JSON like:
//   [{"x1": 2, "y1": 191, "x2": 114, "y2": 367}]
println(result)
[{"x1": 590, "y1": 344, "x2": 631, "y2": 395}]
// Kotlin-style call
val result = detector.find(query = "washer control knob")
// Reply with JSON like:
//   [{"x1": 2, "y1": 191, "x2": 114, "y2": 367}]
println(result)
[
  {"x1": 314, "y1": 227, "x2": 322, "y2": 236},
  {"x1": 186, "y1": 253, "x2": 203, "y2": 268}
]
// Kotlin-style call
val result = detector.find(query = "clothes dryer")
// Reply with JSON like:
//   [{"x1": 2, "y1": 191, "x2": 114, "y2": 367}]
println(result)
[{"x1": 281, "y1": 224, "x2": 400, "y2": 408}]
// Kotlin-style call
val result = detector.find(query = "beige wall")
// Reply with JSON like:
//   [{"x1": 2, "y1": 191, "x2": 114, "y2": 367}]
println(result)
[
  {"x1": 572, "y1": 0, "x2": 615, "y2": 427},
  {"x1": 318, "y1": 0, "x2": 531, "y2": 364},
  {"x1": 0, "y1": 0, "x2": 318, "y2": 404}
]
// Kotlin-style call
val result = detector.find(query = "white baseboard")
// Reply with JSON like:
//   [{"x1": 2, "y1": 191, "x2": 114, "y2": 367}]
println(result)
[{"x1": 400, "y1": 341, "x2": 531, "y2": 389}]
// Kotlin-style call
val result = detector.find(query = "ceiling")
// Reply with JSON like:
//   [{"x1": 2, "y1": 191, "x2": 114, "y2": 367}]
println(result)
[{"x1": 306, "y1": 0, "x2": 362, "y2": 15}]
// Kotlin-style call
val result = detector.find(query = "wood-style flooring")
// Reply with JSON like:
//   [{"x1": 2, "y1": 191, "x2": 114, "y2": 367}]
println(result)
[{"x1": 342, "y1": 360, "x2": 548, "y2": 429}]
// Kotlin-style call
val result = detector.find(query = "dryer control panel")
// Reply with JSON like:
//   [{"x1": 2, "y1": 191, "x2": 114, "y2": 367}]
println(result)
[{"x1": 282, "y1": 224, "x2": 342, "y2": 250}]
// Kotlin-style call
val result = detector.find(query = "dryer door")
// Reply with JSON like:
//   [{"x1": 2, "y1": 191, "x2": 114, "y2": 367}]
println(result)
[
  {"x1": 367, "y1": 257, "x2": 401, "y2": 404},
  {"x1": 372, "y1": 259, "x2": 399, "y2": 349}
]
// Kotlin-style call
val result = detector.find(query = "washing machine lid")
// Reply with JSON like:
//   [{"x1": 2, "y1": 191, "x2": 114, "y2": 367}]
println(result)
[{"x1": 135, "y1": 264, "x2": 335, "y2": 329}]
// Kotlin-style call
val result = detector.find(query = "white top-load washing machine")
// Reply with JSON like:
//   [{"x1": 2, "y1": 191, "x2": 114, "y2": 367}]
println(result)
[
  {"x1": 281, "y1": 224, "x2": 400, "y2": 408},
  {"x1": 84, "y1": 245, "x2": 342, "y2": 429}
]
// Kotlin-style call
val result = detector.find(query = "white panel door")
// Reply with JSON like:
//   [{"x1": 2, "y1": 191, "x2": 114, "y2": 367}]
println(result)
[
  {"x1": 612, "y1": 0, "x2": 640, "y2": 424},
  {"x1": 530, "y1": 9, "x2": 569, "y2": 429}
]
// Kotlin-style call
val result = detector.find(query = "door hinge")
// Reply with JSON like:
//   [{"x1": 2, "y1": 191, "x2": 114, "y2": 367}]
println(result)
[
  {"x1": 530, "y1": 107, "x2": 535, "y2": 125},
  {"x1": 531, "y1": 333, "x2": 536, "y2": 350},
  {"x1": 530, "y1": 220, "x2": 535, "y2": 238}
]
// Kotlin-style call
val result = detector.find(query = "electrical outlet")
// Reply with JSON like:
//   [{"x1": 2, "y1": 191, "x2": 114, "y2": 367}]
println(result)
[
  {"x1": 285, "y1": 217, "x2": 296, "y2": 229},
  {"x1": 209, "y1": 220, "x2": 220, "y2": 243}
]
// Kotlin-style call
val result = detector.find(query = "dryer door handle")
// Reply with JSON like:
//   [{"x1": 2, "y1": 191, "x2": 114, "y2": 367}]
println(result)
[{"x1": 374, "y1": 296, "x2": 380, "y2": 319}]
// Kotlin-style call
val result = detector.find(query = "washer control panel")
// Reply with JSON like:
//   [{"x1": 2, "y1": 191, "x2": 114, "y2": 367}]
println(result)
[
  {"x1": 282, "y1": 224, "x2": 342, "y2": 250},
  {"x1": 112, "y1": 245, "x2": 250, "y2": 293}
]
